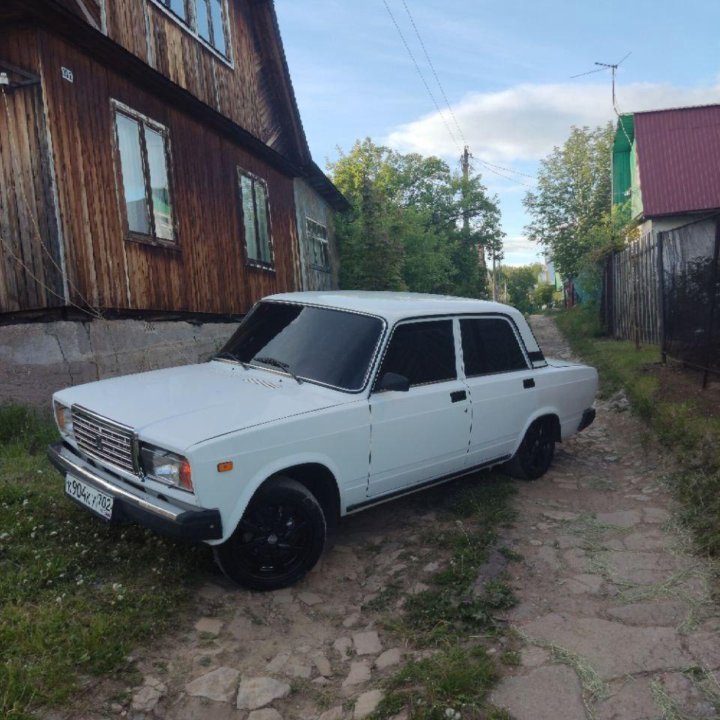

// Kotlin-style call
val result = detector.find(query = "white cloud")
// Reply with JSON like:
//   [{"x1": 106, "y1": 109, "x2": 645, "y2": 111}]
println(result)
[
  {"x1": 500, "y1": 235, "x2": 543, "y2": 267},
  {"x1": 387, "y1": 81, "x2": 720, "y2": 163}
]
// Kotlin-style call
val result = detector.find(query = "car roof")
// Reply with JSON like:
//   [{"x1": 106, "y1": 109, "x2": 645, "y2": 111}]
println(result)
[
  {"x1": 263, "y1": 291, "x2": 539, "y2": 352},
  {"x1": 265, "y1": 290, "x2": 509, "y2": 320}
]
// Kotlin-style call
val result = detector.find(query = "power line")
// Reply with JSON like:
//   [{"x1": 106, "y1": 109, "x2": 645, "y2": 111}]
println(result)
[
  {"x1": 382, "y1": 0, "x2": 462, "y2": 154},
  {"x1": 400, "y1": 0, "x2": 466, "y2": 148},
  {"x1": 479, "y1": 158, "x2": 536, "y2": 180},
  {"x1": 383, "y1": 1, "x2": 536, "y2": 186}
]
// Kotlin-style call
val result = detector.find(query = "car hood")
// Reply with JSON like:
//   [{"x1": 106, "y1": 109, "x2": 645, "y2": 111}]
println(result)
[{"x1": 54, "y1": 362, "x2": 352, "y2": 451}]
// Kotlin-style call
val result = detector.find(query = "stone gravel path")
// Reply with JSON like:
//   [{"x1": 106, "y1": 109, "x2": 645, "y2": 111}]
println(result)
[{"x1": 491, "y1": 315, "x2": 720, "y2": 720}]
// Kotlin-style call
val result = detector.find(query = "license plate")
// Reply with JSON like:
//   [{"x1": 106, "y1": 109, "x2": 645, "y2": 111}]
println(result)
[{"x1": 65, "y1": 475, "x2": 114, "y2": 520}]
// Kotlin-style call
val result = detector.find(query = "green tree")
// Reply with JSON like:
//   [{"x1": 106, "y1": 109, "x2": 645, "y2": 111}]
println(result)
[
  {"x1": 330, "y1": 139, "x2": 504, "y2": 298},
  {"x1": 498, "y1": 264, "x2": 542, "y2": 314},
  {"x1": 523, "y1": 124, "x2": 614, "y2": 280},
  {"x1": 533, "y1": 283, "x2": 556, "y2": 308}
]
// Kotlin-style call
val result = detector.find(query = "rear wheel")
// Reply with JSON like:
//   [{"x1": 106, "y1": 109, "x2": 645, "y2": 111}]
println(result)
[
  {"x1": 505, "y1": 418, "x2": 555, "y2": 480},
  {"x1": 214, "y1": 477, "x2": 326, "y2": 591}
]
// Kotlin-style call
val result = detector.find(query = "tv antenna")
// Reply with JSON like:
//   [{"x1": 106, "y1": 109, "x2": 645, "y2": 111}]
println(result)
[{"x1": 571, "y1": 51, "x2": 632, "y2": 112}]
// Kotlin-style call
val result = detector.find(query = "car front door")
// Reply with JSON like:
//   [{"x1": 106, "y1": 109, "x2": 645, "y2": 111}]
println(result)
[
  {"x1": 459, "y1": 316, "x2": 538, "y2": 466},
  {"x1": 367, "y1": 318, "x2": 471, "y2": 498}
]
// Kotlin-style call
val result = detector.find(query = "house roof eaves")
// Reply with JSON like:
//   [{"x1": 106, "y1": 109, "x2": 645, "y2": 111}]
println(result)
[{"x1": 301, "y1": 161, "x2": 351, "y2": 213}]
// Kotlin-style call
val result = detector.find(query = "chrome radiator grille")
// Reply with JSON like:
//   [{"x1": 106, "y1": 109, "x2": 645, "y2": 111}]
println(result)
[{"x1": 72, "y1": 407, "x2": 136, "y2": 473}]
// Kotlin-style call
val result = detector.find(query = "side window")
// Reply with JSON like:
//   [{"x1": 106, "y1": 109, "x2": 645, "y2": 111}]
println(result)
[
  {"x1": 238, "y1": 170, "x2": 273, "y2": 268},
  {"x1": 113, "y1": 103, "x2": 175, "y2": 245},
  {"x1": 460, "y1": 318, "x2": 529, "y2": 376},
  {"x1": 380, "y1": 320, "x2": 456, "y2": 387}
]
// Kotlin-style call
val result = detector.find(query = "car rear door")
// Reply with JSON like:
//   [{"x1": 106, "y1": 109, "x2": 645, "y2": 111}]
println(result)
[
  {"x1": 459, "y1": 316, "x2": 538, "y2": 466},
  {"x1": 367, "y1": 318, "x2": 471, "y2": 498}
]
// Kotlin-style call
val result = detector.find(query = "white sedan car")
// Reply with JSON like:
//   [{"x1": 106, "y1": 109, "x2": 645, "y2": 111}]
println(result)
[{"x1": 48, "y1": 292, "x2": 597, "y2": 590}]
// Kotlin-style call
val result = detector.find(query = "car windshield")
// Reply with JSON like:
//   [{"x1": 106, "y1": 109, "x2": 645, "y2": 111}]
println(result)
[{"x1": 217, "y1": 302, "x2": 385, "y2": 391}]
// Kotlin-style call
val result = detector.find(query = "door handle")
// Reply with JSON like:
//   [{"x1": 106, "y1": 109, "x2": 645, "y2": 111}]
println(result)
[
  {"x1": 450, "y1": 390, "x2": 467, "y2": 403},
  {"x1": 523, "y1": 378, "x2": 535, "y2": 389}
]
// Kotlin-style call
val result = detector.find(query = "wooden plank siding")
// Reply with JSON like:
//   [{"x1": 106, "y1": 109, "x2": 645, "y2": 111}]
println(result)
[
  {"x1": 0, "y1": 0, "x2": 328, "y2": 318},
  {"x1": 32, "y1": 29, "x2": 298, "y2": 315},
  {"x1": 0, "y1": 30, "x2": 65, "y2": 313},
  {"x1": 101, "y1": 0, "x2": 302, "y2": 164}
]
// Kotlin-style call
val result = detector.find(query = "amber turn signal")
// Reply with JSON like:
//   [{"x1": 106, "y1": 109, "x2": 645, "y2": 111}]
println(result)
[{"x1": 217, "y1": 461, "x2": 234, "y2": 473}]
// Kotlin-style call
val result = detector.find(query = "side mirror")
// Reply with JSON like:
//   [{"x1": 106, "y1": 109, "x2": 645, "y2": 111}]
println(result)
[{"x1": 376, "y1": 372, "x2": 410, "y2": 392}]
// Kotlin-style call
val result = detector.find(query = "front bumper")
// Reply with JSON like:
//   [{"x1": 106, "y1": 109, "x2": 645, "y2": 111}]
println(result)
[
  {"x1": 578, "y1": 407, "x2": 596, "y2": 432},
  {"x1": 47, "y1": 442, "x2": 222, "y2": 541}
]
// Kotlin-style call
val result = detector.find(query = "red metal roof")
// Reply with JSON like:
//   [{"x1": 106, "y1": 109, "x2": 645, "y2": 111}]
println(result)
[{"x1": 634, "y1": 104, "x2": 720, "y2": 217}]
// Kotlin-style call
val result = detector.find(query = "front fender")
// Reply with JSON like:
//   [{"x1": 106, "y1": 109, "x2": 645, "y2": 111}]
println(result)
[
  {"x1": 215, "y1": 452, "x2": 344, "y2": 545},
  {"x1": 190, "y1": 401, "x2": 371, "y2": 545}
]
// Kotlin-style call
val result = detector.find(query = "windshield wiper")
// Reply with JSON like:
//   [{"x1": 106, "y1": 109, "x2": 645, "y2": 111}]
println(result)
[
  {"x1": 254, "y1": 356, "x2": 303, "y2": 384},
  {"x1": 211, "y1": 351, "x2": 250, "y2": 369}
]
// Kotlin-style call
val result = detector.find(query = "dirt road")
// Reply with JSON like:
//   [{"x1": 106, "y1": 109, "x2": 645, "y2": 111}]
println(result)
[
  {"x1": 78, "y1": 315, "x2": 719, "y2": 720},
  {"x1": 491, "y1": 315, "x2": 720, "y2": 720}
]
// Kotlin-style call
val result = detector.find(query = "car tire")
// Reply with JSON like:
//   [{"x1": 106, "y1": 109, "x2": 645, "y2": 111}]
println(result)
[
  {"x1": 214, "y1": 477, "x2": 326, "y2": 591},
  {"x1": 504, "y1": 418, "x2": 555, "y2": 481}
]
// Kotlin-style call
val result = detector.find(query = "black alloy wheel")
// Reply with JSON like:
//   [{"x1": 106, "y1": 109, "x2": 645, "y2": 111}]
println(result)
[
  {"x1": 214, "y1": 477, "x2": 326, "y2": 591},
  {"x1": 505, "y1": 418, "x2": 555, "y2": 480}
]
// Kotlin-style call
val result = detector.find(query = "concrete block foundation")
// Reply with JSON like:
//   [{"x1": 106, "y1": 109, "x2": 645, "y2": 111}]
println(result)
[{"x1": 0, "y1": 319, "x2": 238, "y2": 408}]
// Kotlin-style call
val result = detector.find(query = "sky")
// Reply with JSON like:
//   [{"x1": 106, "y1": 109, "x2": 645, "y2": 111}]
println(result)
[{"x1": 275, "y1": 0, "x2": 720, "y2": 266}]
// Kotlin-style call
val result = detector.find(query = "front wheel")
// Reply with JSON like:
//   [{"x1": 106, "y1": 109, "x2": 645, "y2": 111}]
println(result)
[
  {"x1": 214, "y1": 477, "x2": 326, "y2": 591},
  {"x1": 504, "y1": 418, "x2": 555, "y2": 480}
]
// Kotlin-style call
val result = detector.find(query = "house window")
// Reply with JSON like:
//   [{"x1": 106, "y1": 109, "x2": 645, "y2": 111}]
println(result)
[
  {"x1": 113, "y1": 103, "x2": 176, "y2": 245},
  {"x1": 153, "y1": 0, "x2": 228, "y2": 58},
  {"x1": 238, "y1": 170, "x2": 273, "y2": 267},
  {"x1": 306, "y1": 218, "x2": 330, "y2": 271}
]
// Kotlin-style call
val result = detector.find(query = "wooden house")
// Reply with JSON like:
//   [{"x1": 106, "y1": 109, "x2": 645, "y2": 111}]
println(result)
[{"x1": 0, "y1": 0, "x2": 346, "y2": 320}]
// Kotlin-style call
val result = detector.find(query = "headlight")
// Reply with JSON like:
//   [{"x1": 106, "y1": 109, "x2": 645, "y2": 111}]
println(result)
[
  {"x1": 54, "y1": 402, "x2": 74, "y2": 438},
  {"x1": 140, "y1": 444, "x2": 193, "y2": 492}
]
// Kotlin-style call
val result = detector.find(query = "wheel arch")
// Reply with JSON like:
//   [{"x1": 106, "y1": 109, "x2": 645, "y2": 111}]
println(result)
[
  {"x1": 216, "y1": 458, "x2": 342, "y2": 545},
  {"x1": 512, "y1": 410, "x2": 562, "y2": 456},
  {"x1": 269, "y1": 463, "x2": 341, "y2": 531}
]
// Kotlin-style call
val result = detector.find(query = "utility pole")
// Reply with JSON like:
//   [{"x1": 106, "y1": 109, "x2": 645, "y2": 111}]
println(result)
[
  {"x1": 461, "y1": 146, "x2": 486, "y2": 269},
  {"x1": 492, "y1": 253, "x2": 497, "y2": 300}
]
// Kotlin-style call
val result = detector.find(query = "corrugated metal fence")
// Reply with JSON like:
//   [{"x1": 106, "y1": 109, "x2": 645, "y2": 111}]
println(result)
[{"x1": 604, "y1": 215, "x2": 720, "y2": 382}]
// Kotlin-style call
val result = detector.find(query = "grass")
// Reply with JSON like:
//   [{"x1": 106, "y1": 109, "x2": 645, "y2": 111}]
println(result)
[
  {"x1": 0, "y1": 405, "x2": 213, "y2": 720},
  {"x1": 555, "y1": 304, "x2": 720, "y2": 558},
  {"x1": 549, "y1": 644, "x2": 607, "y2": 710},
  {"x1": 395, "y1": 479, "x2": 517, "y2": 647},
  {"x1": 371, "y1": 476, "x2": 518, "y2": 719},
  {"x1": 651, "y1": 667, "x2": 720, "y2": 719},
  {"x1": 374, "y1": 646, "x2": 499, "y2": 720}
]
